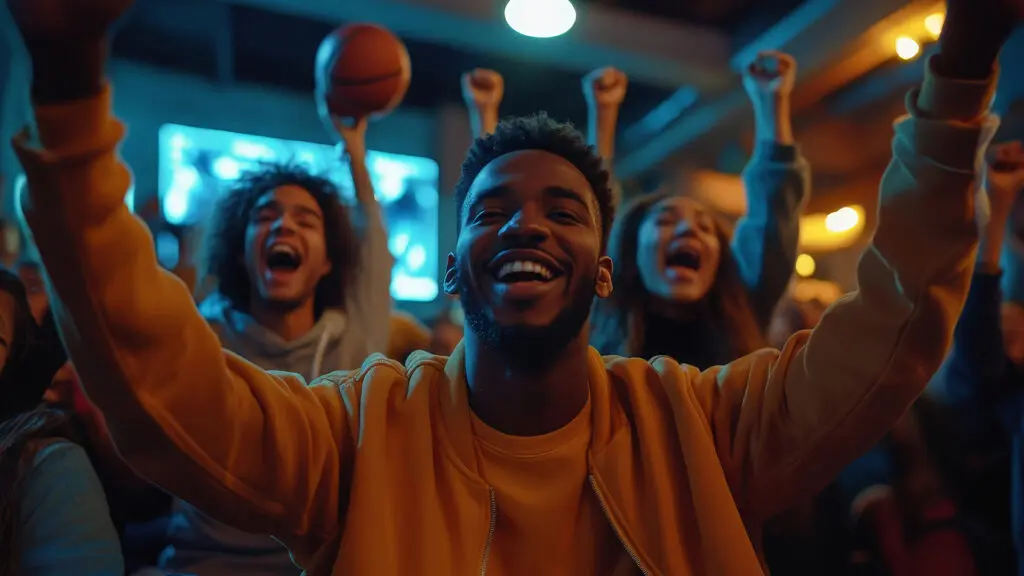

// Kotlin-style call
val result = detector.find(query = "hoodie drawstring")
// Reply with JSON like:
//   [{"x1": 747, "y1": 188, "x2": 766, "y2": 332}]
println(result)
[{"x1": 310, "y1": 330, "x2": 331, "y2": 381}]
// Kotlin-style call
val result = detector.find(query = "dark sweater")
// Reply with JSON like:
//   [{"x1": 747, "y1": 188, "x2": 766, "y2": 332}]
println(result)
[{"x1": 933, "y1": 271, "x2": 1021, "y2": 574}]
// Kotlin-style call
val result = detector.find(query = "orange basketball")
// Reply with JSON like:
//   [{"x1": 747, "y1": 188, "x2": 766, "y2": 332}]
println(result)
[{"x1": 315, "y1": 24, "x2": 411, "y2": 120}]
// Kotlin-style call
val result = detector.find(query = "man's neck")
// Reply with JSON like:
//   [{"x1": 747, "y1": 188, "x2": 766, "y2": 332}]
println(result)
[
  {"x1": 250, "y1": 299, "x2": 317, "y2": 342},
  {"x1": 464, "y1": 332, "x2": 591, "y2": 437}
]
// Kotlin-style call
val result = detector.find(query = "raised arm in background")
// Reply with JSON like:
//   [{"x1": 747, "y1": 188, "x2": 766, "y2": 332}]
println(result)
[
  {"x1": 937, "y1": 140, "x2": 1024, "y2": 405},
  {"x1": 583, "y1": 67, "x2": 627, "y2": 209},
  {"x1": 321, "y1": 112, "x2": 393, "y2": 355},
  {"x1": 696, "y1": 0, "x2": 1017, "y2": 523},
  {"x1": 462, "y1": 68, "x2": 503, "y2": 138},
  {"x1": 7, "y1": 0, "x2": 351, "y2": 564},
  {"x1": 734, "y1": 51, "x2": 811, "y2": 326}
]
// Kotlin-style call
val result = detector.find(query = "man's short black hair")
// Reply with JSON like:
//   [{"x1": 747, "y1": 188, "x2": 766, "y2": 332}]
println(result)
[
  {"x1": 202, "y1": 162, "x2": 360, "y2": 315},
  {"x1": 453, "y1": 113, "x2": 615, "y2": 252}
]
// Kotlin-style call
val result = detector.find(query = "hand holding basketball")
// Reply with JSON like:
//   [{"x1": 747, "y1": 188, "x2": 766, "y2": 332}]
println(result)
[
  {"x1": 583, "y1": 67, "x2": 628, "y2": 109},
  {"x1": 461, "y1": 69, "x2": 504, "y2": 111},
  {"x1": 315, "y1": 23, "x2": 411, "y2": 121}
]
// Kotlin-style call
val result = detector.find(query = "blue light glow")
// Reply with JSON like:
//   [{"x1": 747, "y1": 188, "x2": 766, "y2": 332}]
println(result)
[{"x1": 158, "y1": 124, "x2": 440, "y2": 302}]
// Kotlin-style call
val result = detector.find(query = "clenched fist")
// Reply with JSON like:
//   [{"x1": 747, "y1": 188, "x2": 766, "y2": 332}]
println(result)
[
  {"x1": 462, "y1": 69, "x2": 504, "y2": 111},
  {"x1": 6, "y1": 0, "x2": 133, "y2": 49},
  {"x1": 583, "y1": 67, "x2": 628, "y2": 109},
  {"x1": 7, "y1": 0, "x2": 134, "y2": 102},
  {"x1": 742, "y1": 51, "x2": 796, "y2": 100}
]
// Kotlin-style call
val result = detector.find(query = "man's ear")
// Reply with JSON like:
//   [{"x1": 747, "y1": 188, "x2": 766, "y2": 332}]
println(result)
[
  {"x1": 443, "y1": 254, "x2": 460, "y2": 296},
  {"x1": 594, "y1": 256, "x2": 613, "y2": 298}
]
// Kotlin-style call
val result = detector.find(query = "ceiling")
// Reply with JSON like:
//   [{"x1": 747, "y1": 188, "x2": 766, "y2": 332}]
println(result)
[
  {"x1": 577, "y1": 0, "x2": 807, "y2": 39},
  {"x1": 67, "y1": 0, "x2": 1024, "y2": 211},
  {"x1": 110, "y1": 0, "x2": 678, "y2": 136}
]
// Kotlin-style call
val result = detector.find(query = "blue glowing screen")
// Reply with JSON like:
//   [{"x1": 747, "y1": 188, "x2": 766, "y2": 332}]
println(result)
[{"x1": 158, "y1": 124, "x2": 440, "y2": 302}]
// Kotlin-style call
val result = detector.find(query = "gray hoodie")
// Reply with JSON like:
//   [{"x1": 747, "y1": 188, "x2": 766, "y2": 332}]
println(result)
[{"x1": 157, "y1": 201, "x2": 392, "y2": 575}]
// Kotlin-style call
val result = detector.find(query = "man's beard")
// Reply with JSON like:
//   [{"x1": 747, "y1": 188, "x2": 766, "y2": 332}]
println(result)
[{"x1": 458, "y1": 266, "x2": 595, "y2": 374}]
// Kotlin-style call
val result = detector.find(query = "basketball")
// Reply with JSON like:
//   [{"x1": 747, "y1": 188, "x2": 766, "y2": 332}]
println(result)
[{"x1": 315, "y1": 24, "x2": 412, "y2": 120}]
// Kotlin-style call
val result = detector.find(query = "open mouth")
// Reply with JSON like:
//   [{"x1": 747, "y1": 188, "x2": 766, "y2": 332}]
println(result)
[
  {"x1": 266, "y1": 243, "x2": 303, "y2": 273},
  {"x1": 488, "y1": 250, "x2": 565, "y2": 286},
  {"x1": 665, "y1": 245, "x2": 702, "y2": 272},
  {"x1": 493, "y1": 260, "x2": 559, "y2": 283}
]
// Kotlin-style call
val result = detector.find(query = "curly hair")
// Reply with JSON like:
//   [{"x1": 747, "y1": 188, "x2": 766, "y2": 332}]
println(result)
[
  {"x1": 453, "y1": 113, "x2": 615, "y2": 251},
  {"x1": 590, "y1": 191, "x2": 765, "y2": 362},
  {"x1": 201, "y1": 162, "x2": 361, "y2": 316}
]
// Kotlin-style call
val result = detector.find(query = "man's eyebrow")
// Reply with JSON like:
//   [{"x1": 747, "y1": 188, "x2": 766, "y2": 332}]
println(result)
[
  {"x1": 544, "y1": 186, "x2": 589, "y2": 208},
  {"x1": 467, "y1": 185, "x2": 512, "y2": 207}
]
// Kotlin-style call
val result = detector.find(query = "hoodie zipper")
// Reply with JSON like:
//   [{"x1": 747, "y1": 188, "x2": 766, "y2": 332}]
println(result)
[
  {"x1": 589, "y1": 475, "x2": 651, "y2": 575},
  {"x1": 480, "y1": 487, "x2": 497, "y2": 575}
]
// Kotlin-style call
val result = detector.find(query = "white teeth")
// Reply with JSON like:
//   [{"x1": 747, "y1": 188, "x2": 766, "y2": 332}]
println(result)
[
  {"x1": 496, "y1": 260, "x2": 553, "y2": 282},
  {"x1": 268, "y1": 244, "x2": 298, "y2": 257}
]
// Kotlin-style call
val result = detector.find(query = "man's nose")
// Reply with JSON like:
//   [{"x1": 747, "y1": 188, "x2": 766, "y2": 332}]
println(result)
[{"x1": 498, "y1": 210, "x2": 550, "y2": 245}]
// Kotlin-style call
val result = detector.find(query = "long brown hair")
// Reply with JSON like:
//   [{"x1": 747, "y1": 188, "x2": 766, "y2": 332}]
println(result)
[{"x1": 590, "y1": 191, "x2": 765, "y2": 363}]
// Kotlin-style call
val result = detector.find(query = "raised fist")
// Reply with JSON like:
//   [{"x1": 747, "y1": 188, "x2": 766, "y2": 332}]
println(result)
[
  {"x1": 985, "y1": 140, "x2": 1024, "y2": 213},
  {"x1": 583, "y1": 67, "x2": 628, "y2": 109},
  {"x1": 943, "y1": 0, "x2": 1023, "y2": 44},
  {"x1": 6, "y1": 0, "x2": 133, "y2": 49},
  {"x1": 742, "y1": 51, "x2": 796, "y2": 99},
  {"x1": 461, "y1": 69, "x2": 504, "y2": 111}
]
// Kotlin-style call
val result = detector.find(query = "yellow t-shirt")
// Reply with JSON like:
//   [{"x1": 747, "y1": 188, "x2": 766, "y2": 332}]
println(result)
[{"x1": 470, "y1": 398, "x2": 631, "y2": 576}]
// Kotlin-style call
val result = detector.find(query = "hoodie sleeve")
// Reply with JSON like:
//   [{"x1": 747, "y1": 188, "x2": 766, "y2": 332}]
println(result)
[
  {"x1": 348, "y1": 181, "x2": 393, "y2": 356},
  {"x1": 13, "y1": 87, "x2": 353, "y2": 548},
  {"x1": 694, "y1": 56, "x2": 998, "y2": 523},
  {"x1": 733, "y1": 143, "x2": 810, "y2": 327}
]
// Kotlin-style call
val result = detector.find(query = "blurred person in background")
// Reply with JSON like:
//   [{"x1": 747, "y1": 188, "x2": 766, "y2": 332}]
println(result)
[
  {"x1": 590, "y1": 51, "x2": 808, "y2": 368},
  {"x1": 849, "y1": 399, "x2": 979, "y2": 576},
  {"x1": 932, "y1": 138, "x2": 1024, "y2": 574},
  {"x1": 156, "y1": 92, "x2": 393, "y2": 576},
  {"x1": 0, "y1": 268, "x2": 123, "y2": 576}
]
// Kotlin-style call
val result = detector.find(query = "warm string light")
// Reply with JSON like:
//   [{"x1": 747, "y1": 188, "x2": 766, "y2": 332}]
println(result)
[
  {"x1": 895, "y1": 36, "x2": 920, "y2": 60},
  {"x1": 824, "y1": 207, "x2": 860, "y2": 233},
  {"x1": 795, "y1": 254, "x2": 816, "y2": 278},
  {"x1": 894, "y1": 11, "x2": 943, "y2": 61},
  {"x1": 924, "y1": 12, "x2": 944, "y2": 39}
]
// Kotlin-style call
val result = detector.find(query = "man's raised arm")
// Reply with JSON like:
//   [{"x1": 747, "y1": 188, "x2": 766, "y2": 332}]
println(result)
[
  {"x1": 6, "y1": 0, "x2": 352, "y2": 553},
  {"x1": 695, "y1": 0, "x2": 1019, "y2": 523}
]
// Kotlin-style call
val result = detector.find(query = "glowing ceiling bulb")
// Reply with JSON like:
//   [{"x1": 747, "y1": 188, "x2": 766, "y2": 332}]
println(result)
[
  {"x1": 505, "y1": 0, "x2": 576, "y2": 38},
  {"x1": 795, "y1": 253, "x2": 816, "y2": 278},
  {"x1": 924, "y1": 13, "x2": 944, "y2": 39},
  {"x1": 895, "y1": 36, "x2": 920, "y2": 60}
]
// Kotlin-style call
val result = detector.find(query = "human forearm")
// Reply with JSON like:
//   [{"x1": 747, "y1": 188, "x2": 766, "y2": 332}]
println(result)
[
  {"x1": 751, "y1": 94, "x2": 794, "y2": 145},
  {"x1": 588, "y1": 106, "x2": 619, "y2": 162},
  {"x1": 714, "y1": 56, "x2": 998, "y2": 522}
]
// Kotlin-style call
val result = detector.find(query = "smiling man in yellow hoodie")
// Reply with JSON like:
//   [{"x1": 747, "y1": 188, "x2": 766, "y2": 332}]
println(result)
[{"x1": 7, "y1": 0, "x2": 1022, "y2": 574}]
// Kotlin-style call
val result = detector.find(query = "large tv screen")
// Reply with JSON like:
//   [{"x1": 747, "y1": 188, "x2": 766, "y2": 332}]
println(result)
[{"x1": 158, "y1": 124, "x2": 440, "y2": 302}]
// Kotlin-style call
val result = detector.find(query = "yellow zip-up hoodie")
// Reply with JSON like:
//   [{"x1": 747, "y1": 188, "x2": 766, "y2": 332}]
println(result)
[{"x1": 14, "y1": 57, "x2": 996, "y2": 575}]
